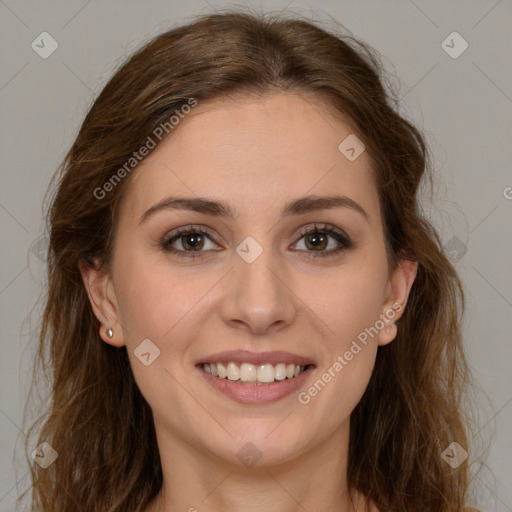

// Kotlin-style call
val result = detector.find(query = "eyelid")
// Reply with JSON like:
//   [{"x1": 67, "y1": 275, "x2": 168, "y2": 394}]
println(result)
[
  {"x1": 163, "y1": 224, "x2": 216, "y2": 240},
  {"x1": 295, "y1": 222, "x2": 349, "y2": 242}
]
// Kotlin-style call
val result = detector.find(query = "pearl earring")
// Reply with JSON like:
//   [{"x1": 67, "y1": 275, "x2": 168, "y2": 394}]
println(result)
[{"x1": 106, "y1": 328, "x2": 114, "y2": 338}]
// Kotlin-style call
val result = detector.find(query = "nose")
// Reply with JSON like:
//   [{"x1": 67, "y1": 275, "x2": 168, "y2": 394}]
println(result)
[{"x1": 219, "y1": 244, "x2": 297, "y2": 335}]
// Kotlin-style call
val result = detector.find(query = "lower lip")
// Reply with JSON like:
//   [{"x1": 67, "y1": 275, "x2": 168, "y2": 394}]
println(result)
[{"x1": 197, "y1": 365, "x2": 315, "y2": 404}]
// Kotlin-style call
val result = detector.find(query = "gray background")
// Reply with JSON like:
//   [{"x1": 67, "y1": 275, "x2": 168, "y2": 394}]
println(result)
[{"x1": 1, "y1": 0, "x2": 511, "y2": 510}]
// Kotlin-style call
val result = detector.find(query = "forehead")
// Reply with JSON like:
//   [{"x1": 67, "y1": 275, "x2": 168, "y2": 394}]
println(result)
[{"x1": 118, "y1": 92, "x2": 380, "y2": 226}]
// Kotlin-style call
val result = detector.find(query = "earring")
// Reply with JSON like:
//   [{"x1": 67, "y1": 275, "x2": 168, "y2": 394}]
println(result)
[{"x1": 106, "y1": 328, "x2": 114, "y2": 338}]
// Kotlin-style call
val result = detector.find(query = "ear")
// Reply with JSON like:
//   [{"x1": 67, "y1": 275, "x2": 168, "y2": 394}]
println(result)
[
  {"x1": 79, "y1": 259, "x2": 125, "y2": 347},
  {"x1": 377, "y1": 258, "x2": 418, "y2": 346}
]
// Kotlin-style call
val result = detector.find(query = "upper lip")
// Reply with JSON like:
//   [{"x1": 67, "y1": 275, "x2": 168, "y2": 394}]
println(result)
[{"x1": 197, "y1": 350, "x2": 315, "y2": 367}]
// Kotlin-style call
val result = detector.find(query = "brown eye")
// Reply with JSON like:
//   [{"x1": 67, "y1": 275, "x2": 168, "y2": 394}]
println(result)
[
  {"x1": 304, "y1": 232, "x2": 329, "y2": 251},
  {"x1": 293, "y1": 223, "x2": 352, "y2": 258},
  {"x1": 180, "y1": 232, "x2": 205, "y2": 251},
  {"x1": 161, "y1": 226, "x2": 218, "y2": 258}
]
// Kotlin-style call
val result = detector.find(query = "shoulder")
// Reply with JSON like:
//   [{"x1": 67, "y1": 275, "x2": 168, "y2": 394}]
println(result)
[{"x1": 370, "y1": 505, "x2": 481, "y2": 511}]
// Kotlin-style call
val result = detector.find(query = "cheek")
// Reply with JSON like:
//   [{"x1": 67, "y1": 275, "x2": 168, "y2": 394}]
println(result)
[
  {"x1": 295, "y1": 252, "x2": 387, "y2": 404},
  {"x1": 113, "y1": 249, "x2": 208, "y2": 343},
  {"x1": 113, "y1": 255, "x2": 208, "y2": 423},
  {"x1": 296, "y1": 268, "x2": 383, "y2": 432},
  {"x1": 301, "y1": 258, "x2": 388, "y2": 346}
]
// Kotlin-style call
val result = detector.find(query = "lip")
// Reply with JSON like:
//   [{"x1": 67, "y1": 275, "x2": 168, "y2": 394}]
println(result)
[
  {"x1": 196, "y1": 350, "x2": 316, "y2": 404},
  {"x1": 196, "y1": 350, "x2": 315, "y2": 367},
  {"x1": 197, "y1": 365, "x2": 315, "y2": 404}
]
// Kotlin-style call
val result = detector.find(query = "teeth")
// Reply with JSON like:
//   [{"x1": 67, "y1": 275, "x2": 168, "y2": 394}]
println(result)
[
  {"x1": 202, "y1": 361, "x2": 307, "y2": 384},
  {"x1": 274, "y1": 363, "x2": 287, "y2": 381},
  {"x1": 240, "y1": 363, "x2": 257, "y2": 382},
  {"x1": 226, "y1": 362, "x2": 239, "y2": 381},
  {"x1": 257, "y1": 363, "x2": 274, "y2": 383},
  {"x1": 217, "y1": 363, "x2": 227, "y2": 379}
]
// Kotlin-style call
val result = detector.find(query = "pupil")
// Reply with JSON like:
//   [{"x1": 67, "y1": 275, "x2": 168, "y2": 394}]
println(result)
[
  {"x1": 308, "y1": 233, "x2": 326, "y2": 250},
  {"x1": 184, "y1": 234, "x2": 203, "y2": 250}
]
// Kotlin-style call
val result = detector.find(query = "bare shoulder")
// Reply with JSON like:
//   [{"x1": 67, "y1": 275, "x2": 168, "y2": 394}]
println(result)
[
  {"x1": 369, "y1": 504, "x2": 481, "y2": 511},
  {"x1": 370, "y1": 503, "x2": 485, "y2": 512}
]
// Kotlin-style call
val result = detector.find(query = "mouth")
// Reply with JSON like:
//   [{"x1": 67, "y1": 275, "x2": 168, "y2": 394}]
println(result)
[
  {"x1": 200, "y1": 361, "x2": 310, "y2": 385},
  {"x1": 196, "y1": 350, "x2": 316, "y2": 404}
]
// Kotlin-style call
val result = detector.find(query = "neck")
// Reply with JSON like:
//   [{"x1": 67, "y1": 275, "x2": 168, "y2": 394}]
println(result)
[{"x1": 146, "y1": 419, "x2": 369, "y2": 512}]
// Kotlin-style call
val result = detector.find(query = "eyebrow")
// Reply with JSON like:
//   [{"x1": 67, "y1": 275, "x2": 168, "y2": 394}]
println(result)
[{"x1": 138, "y1": 194, "x2": 369, "y2": 224}]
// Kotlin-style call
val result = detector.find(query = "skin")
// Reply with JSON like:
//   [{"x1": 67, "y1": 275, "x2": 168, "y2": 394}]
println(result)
[{"x1": 81, "y1": 91, "x2": 417, "y2": 512}]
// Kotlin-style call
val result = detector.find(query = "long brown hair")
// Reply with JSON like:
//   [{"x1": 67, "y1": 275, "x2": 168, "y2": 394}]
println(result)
[{"x1": 20, "y1": 8, "x2": 478, "y2": 511}]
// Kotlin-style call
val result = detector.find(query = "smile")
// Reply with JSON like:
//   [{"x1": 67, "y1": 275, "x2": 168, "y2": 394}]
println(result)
[
  {"x1": 196, "y1": 350, "x2": 316, "y2": 404},
  {"x1": 202, "y1": 362, "x2": 308, "y2": 385}
]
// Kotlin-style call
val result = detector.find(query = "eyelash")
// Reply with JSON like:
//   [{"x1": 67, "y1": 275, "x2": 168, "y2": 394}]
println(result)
[{"x1": 161, "y1": 223, "x2": 353, "y2": 259}]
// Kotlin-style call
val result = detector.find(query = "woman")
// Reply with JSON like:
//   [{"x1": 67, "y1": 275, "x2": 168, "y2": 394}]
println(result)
[{"x1": 21, "y1": 9, "x2": 479, "y2": 512}]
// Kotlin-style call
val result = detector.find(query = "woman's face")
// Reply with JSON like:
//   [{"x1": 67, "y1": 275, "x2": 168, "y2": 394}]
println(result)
[{"x1": 84, "y1": 92, "x2": 416, "y2": 468}]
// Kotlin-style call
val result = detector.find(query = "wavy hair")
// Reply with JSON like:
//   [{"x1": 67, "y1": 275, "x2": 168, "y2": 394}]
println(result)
[{"x1": 19, "y1": 8, "x2": 477, "y2": 511}]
